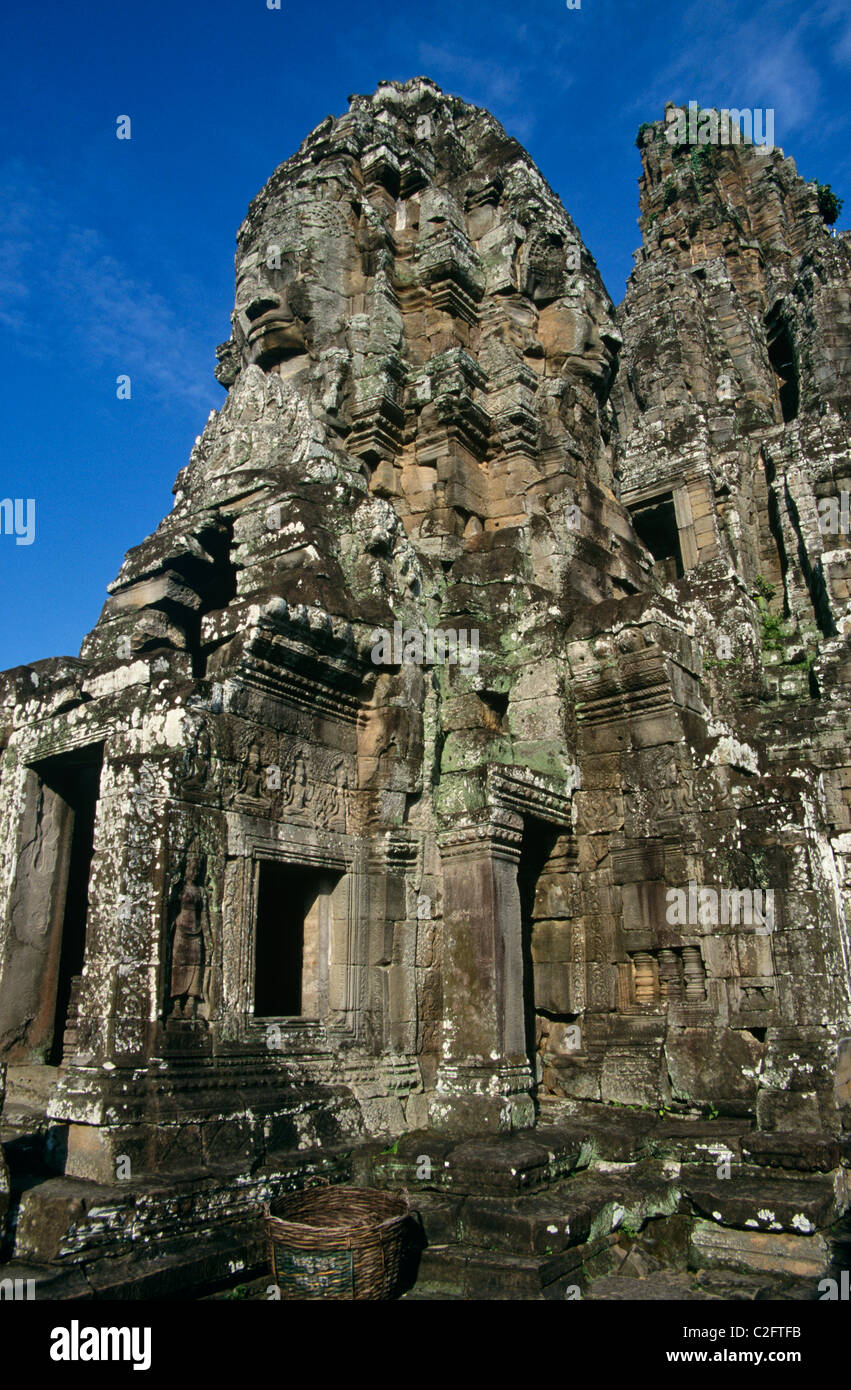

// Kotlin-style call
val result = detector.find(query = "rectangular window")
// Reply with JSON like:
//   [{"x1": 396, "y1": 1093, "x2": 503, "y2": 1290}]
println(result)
[
  {"x1": 253, "y1": 863, "x2": 337, "y2": 1018},
  {"x1": 629, "y1": 493, "x2": 684, "y2": 581}
]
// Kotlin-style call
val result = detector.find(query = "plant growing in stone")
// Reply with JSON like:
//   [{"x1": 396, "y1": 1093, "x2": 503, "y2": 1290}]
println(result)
[{"x1": 816, "y1": 183, "x2": 843, "y2": 225}]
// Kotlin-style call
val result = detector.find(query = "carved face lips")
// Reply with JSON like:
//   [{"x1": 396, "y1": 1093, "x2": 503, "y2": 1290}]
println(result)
[{"x1": 243, "y1": 298, "x2": 307, "y2": 370}]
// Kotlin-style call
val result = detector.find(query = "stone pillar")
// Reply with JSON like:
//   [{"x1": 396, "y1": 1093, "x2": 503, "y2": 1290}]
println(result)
[
  {"x1": 682, "y1": 945, "x2": 707, "y2": 1003},
  {"x1": 50, "y1": 744, "x2": 174, "y2": 1181},
  {"x1": 367, "y1": 833, "x2": 417, "y2": 1054},
  {"x1": 431, "y1": 813, "x2": 534, "y2": 1132},
  {"x1": 658, "y1": 948, "x2": 683, "y2": 1003},
  {"x1": 632, "y1": 951, "x2": 659, "y2": 1005}
]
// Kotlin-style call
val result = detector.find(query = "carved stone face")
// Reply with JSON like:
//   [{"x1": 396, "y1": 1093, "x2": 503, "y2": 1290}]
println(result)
[
  {"x1": 184, "y1": 855, "x2": 202, "y2": 885},
  {"x1": 516, "y1": 221, "x2": 622, "y2": 390},
  {"x1": 537, "y1": 290, "x2": 623, "y2": 388},
  {"x1": 230, "y1": 191, "x2": 357, "y2": 375},
  {"x1": 232, "y1": 248, "x2": 309, "y2": 370},
  {"x1": 221, "y1": 142, "x2": 621, "y2": 412}
]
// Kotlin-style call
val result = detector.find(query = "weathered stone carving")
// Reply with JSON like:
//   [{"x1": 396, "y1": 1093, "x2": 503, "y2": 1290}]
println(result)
[
  {"x1": 0, "y1": 83, "x2": 849, "y2": 1293},
  {"x1": 167, "y1": 853, "x2": 209, "y2": 1023},
  {"x1": 181, "y1": 719, "x2": 213, "y2": 795},
  {"x1": 281, "y1": 751, "x2": 309, "y2": 816}
]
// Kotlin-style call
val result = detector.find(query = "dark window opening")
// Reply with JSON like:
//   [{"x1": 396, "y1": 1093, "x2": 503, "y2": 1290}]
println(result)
[
  {"x1": 195, "y1": 520, "x2": 239, "y2": 617},
  {"x1": 254, "y1": 862, "x2": 328, "y2": 1018},
  {"x1": 766, "y1": 321, "x2": 798, "y2": 422},
  {"x1": 35, "y1": 745, "x2": 103, "y2": 1064},
  {"x1": 629, "y1": 494, "x2": 684, "y2": 581},
  {"x1": 518, "y1": 818, "x2": 563, "y2": 1089},
  {"x1": 185, "y1": 521, "x2": 239, "y2": 678},
  {"x1": 479, "y1": 689, "x2": 508, "y2": 730}
]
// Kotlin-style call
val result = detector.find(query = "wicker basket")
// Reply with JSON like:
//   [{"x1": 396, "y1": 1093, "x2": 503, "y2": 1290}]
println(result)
[{"x1": 264, "y1": 1186, "x2": 410, "y2": 1300}]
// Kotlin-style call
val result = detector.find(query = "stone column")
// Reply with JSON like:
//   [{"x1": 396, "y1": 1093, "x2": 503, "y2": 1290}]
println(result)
[
  {"x1": 431, "y1": 813, "x2": 534, "y2": 1132},
  {"x1": 50, "y1": 744, "x2": 173, "y2": 1181},
  {"x1": 682, "y1": 945, "x2": 707, "y2": 1003},
  {"x1": 658, "y1": 947, "x2": 684, "y2": 1003}
]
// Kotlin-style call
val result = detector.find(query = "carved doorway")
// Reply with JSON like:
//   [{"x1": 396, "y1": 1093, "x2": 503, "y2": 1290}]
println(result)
[
  {"x1": 0, "y1": 743, "x2": 103, "y2": 1063},
  {"x1": 42, "y1": 747, "x2": 102, "y2": 1063},
  {"x1": 517, "y1": 817, "x2": 565, "y2": 1095}
]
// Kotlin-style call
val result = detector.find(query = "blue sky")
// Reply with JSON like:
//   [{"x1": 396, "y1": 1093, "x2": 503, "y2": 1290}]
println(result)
[{"x1": 2, "y1": 0, "x2": 849, "y2": 670}]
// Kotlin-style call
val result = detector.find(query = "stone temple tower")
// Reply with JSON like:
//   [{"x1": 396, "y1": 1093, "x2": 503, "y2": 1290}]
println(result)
[{"x1": 0, "y1": 82, "x2": 849, "y2": 1293}]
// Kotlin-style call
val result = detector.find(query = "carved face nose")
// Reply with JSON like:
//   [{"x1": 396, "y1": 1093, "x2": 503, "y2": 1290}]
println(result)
[
  {"x1": 583, "y1": 322, "x2": 604, "y2": 354},
  {"x1": 245, "y1": 296, "x2": 282, "y2": 323}
]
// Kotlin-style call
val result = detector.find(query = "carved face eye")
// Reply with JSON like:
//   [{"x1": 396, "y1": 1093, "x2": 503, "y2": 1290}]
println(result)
[{"x1": 234, "y1": 274, "x2": 261, "y2": 314}]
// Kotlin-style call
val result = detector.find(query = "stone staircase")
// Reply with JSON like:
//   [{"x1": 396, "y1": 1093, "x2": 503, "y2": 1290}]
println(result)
[{"x1": 351, "y1": 1111, "x2": 851, "y2": 1300}]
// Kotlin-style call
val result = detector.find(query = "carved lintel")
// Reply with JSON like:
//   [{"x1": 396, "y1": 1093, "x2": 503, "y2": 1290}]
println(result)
[
  {"x1": 438, "y1": 810, "x2": 524, "y2": 863},
  {"x1": 487, "y1": 764, "x2": 572, "y2": 828}
]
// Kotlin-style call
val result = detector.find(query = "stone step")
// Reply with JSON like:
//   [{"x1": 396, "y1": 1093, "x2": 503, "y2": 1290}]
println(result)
[
  {"x1": 588, "y1": 1261, "x2": 825, "y2": 1300},
  {"x1": 689, "y1": 1219, "x2": 829, "y2": 1281},
  {"x1": 431, "y1": 1165, "x2": 681, "y2": 1256},
  {"x1": 0, "y1": 1222, "x2": 268, "y2": 1300},
  {"x1": 411, "y1": 1234, "x2": 618, "y2": 1300},
  {"x1": 351, "y1": 1119, "x2": 845, "y2": 1299},
  {"x1": 740, "y1": 1131, "x2": 841, "y2": 1173},
  {"x1": 400, "y1": 1161, "x2": 687, "y2": 1299},
  {"x1": 361, "y1": 1114, "x2": 757, "y2": 1197},
  {"x1": 537, "y1": 1104, "x2": 752, "y2": 1158},
  {"x1": 696, "y1": 1267, "x2": 813, "y2": 1299},
  {"x1": 5, "y1": 1066, "x2": 60, "y2": 1111},
  {"x1": 586, "y1": 1272, "x2": 718, "y2": 1300},
  {"x1": 400, "y1": 1288, "x2": 464, "y2": 1300},
  {"x1": 681, "y1": 1169, "x2": 840, "y2": 1234},
  {"x1": 353, "y1": 1125, "x2": 590, "y2": 1196}
]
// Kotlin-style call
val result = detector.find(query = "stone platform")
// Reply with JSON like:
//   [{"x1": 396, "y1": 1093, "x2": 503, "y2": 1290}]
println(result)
[{"x1": 3, "y1": 1101, "x2": 847, "y2": 1300}]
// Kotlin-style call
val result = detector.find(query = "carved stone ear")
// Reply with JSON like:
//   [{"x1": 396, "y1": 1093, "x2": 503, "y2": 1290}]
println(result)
[{"x1": 214, "y1": 338, "x2": 242, "y2": 388}]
